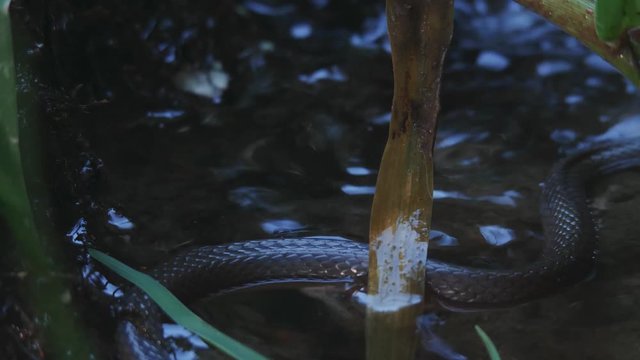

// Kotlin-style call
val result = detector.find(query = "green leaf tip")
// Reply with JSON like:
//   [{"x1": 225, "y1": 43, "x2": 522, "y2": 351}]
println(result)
[
  {"x1": 88, "y1": 248, "x2": 269, "y2": 360},
  {"x1": 474, "y1": 325, "x2": 501, "y2": 360}
]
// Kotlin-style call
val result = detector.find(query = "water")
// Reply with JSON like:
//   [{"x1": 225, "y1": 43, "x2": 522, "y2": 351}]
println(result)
[{"x1": 5, "y1": 0, "x2": 640, "y2": 359}]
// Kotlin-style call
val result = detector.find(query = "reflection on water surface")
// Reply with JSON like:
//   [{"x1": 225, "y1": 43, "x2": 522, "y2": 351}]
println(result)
[{"x1": 6, "y1": 0, "x2": 640, "y2": 359}]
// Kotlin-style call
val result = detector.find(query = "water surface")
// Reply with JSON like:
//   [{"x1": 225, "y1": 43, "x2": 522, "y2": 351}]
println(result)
[{"x1": 6, "y1": 0, "x2": 640, "y2": 359}]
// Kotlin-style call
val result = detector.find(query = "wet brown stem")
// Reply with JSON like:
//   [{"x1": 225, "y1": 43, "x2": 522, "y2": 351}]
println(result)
[{"x1": 366, "y1": 0, "x2": 453, "y2": 359}]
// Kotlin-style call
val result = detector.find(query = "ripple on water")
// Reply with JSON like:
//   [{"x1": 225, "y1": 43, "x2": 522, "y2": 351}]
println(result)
[
  {"x1": 430, "y1": 230, "x2": 459, "y2": 247},
  {"x1": 350, "y1": 11, "x2": 389, "y2": 51},
  {"x1": 536, "y1": 60, "x2": 572, "y2": 77},
  {"x1": 163, "y1": 324, "x2": 208, "y2": 360},
  {"x1": 589, "y1": 114, "x2": 640, "y2": 143},
  {"x1": 346, "y1": 166, "x2": 375, "y2": 176},
  {"x1": 261, "y1": 219, "x2": 304, "y2": 234},
  {"x1": 434, "y1": 189, "x2": 522, "y2": 207},
  {"x1": 341, "y1": 184, "x2": 376, "y2": 195},
  {"x1": 290, "y1": 22, "x2": 312, "y2": 39},
  {"x1": 550, "y1": 129, "x2": 577, "y2": 144},
  {"x1": 243, "y1": 0, "x2": 295, "y2": 16},
  {"x1": 476, "y1": 50, "x2": 510, "y2": 71},
  {"x1": 298, "y1": 66, "x2": 347, "y2": 84}
]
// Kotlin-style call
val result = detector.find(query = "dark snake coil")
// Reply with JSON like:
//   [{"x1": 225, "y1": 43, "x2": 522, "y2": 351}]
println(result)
[{"x1": 111, "y1": 139, "x2": 640, "y2": 359}]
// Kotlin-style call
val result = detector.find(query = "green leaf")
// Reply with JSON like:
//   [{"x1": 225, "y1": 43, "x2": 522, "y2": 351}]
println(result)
[
  {"x1": 1, "y1": 6, "x2": 94, "y2": 357},
  {"x1": 595, "y1": 0, "x2": 640, "y2": 41},
  {"x1": 595, "y1": 0, "x2": 626, "y2": 41},
  {"x1": 88, "y1": 248, "x2": 268, "y2": 360},
  {"x1": 474, "y1": 325, "x2": 501, "y2": 360}
]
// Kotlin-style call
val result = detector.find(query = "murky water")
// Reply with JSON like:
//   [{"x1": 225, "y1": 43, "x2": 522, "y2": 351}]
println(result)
[{"x1": 5, "y1": 0, "x2": 640, "y2": 359}]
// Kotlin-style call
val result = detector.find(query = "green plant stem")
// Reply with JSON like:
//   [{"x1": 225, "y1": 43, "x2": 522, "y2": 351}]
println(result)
[
  {"x1": 1, "y1": 3, "x2": 93, "y2": 358},
  {"x1": 515, "y1": 0, "x2": 640, "y2": 85}
]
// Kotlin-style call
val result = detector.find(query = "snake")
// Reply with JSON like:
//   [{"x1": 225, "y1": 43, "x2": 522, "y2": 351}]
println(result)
[{"x1": 111, "y1": 139, "x2": 640, "y2": 359}]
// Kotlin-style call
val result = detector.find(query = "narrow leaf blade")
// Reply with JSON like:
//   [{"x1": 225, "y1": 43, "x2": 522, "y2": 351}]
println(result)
[
  {"x1": 89, "y1": 248, "x2": 268, "y2": 360},
  {"x1": 474, "y1": 325, "x2": 501, "y2": 360}
]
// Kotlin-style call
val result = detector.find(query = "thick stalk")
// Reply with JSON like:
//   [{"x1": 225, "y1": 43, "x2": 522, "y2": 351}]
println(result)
[
  {"x1": 366, "y1": 0, "x2": 453, "y2": 359},
  {"x1": 515, "y1": 0, "x2": 640, "y2": 85}
]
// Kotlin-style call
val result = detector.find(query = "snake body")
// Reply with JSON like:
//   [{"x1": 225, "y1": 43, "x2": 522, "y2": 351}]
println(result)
[{"x1": 114, "y1": 139, "x2": 640, "y2": 359}]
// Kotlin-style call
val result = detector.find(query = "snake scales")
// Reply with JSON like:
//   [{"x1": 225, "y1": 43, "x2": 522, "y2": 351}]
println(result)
[{"x1": 109, "y1": 139, "x2": 640, "y2": 359}]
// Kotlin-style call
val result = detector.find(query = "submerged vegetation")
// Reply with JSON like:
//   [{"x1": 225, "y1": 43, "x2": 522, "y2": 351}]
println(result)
[
  {"x1": 475, "y1": 325, "x2": 502, "y2": 360},
  {"x1": 0, "y1": 2, "x2": 92, "y2": 358},
  {"x1": 367, "y1": 0, "x2": 639, "y2": 357},
  {"x1": 0, "y1": 0, "x2": 639, "y2": 359},
  {"x1": 89, "y1": 249, "x2": 266, "y2": 360}
]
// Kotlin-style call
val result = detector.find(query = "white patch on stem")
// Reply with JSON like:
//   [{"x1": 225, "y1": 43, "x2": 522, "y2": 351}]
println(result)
[{"x1": 366, "y1": 210, "x2": 429, "y2": 312}]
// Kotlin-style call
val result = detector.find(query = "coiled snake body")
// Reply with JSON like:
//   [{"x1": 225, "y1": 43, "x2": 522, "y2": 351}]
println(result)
[{"x1": 113, "y1": 140, "x2": 640, "y2": 359}]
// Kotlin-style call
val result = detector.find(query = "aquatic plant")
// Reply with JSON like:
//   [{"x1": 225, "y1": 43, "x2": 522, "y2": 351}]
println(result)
[
  {"x1": 0, "y1": 1, "x2": 93, "y2": 357},
  {"x1": 516, "y1": 0, "x2": 640, "y2": 84},
  {"x1": 475, "y1": 325, "x2": 502, "y2": 360},
  {"x1": 1, "y1": 0, "x2": 639, "y2": 359},
  {"x1": 366, "y1": 0, "x2": 452, "y2": 358},
  {"x1": 367, "y1": 0, "x2": 640, "y2": 358},
  {"x1": 595, "y1": 0, "x2": 640, "y2": 41},
  {"x1": 89, "y1": 249, "x2": 267, "y2": 360}
]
